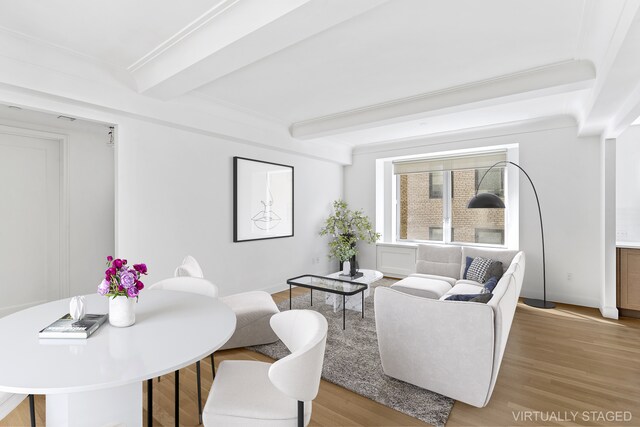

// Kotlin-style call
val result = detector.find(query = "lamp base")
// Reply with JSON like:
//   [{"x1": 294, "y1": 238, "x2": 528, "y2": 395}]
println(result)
[{"x1": 523, "y1": 298, "x2": 556, "y2": 309}]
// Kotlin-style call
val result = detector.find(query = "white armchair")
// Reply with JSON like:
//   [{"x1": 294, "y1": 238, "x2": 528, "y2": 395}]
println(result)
[
  {"x1": 202, "y1": 310, "x2": 328, "y2": 426},
  {"x1": 173, "y1": 255, "x2": 280, "y2": 350}
]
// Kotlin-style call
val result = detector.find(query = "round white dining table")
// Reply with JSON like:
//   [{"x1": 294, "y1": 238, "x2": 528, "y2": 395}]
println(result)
[{"x1": 0, "y1": 290, "x2": 236, "y2": 427}]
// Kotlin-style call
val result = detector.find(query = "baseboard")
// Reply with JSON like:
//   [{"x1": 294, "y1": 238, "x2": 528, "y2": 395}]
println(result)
[
  {"x1": 260, "y1": 283, "x2": 290, "y2": 295},
  {"x1": 600, "y1": 306, "x2": 619, "y2": 319},
  {"x1": 520, "y1": 292, "x2": 599, "y2": 309}
]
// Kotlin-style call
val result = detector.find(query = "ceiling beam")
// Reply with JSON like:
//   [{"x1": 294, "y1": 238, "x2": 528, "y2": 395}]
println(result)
[
  {"x1": 130, "y1": 0, "x2": 388, "y2": 100},
  {"x1": 290, "y1": 60, "x2": 596, "y2": 140},
  {"x1": 578, "y1": 2, "x2": 640, "y2": 137}
]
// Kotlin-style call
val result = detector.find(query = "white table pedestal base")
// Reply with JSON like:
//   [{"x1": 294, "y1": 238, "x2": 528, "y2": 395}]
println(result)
[
  {"x1": 47, "y1": 382, "x2": 141, "y2": 427},
  {"x1": 326, "y1": 289, "x2": 371, "y2": 312}
]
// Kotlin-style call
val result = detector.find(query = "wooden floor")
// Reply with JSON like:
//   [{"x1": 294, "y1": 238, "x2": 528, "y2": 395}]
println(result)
[{"x1": 3, "y1": 285, "x2": 640, "y2": 426}]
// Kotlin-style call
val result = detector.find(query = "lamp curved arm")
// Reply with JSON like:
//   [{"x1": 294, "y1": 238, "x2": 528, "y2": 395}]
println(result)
[{"x1": 475, "y1": 161, "x2": 547, "y2": 304}]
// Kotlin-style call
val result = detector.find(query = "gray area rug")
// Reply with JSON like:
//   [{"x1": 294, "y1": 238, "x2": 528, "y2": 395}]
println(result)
[{"x1": 249, "y1": 278, "x2": 454, "y2": 427}]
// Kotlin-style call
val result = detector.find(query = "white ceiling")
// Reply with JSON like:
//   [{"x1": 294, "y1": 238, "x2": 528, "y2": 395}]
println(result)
[
  {"x1": 196, "y1": 0, "x2": 585, "y2": 123},
  {"x1": 0, "y1": 0, "x2": 219, "y2": 68},
  {"x1": 0, "y1": 0, "x2": 638, "y2": 147}
]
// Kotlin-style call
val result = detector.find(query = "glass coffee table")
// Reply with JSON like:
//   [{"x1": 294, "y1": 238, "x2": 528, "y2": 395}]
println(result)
[{"x1": 286, "y1": 274, "x2": 368, "y2": 330}]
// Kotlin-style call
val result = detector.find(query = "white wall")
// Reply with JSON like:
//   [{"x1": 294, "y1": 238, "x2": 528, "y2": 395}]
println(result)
[
  {"x1": 116, "y1": 117, "x2": 341, "y2": 296},
  {"x1": 345, "y1": 119, "x2": 604, "y2": 308},
  {"x1": 0, "y1": 112, "x2": 115, "y2": 297},
  {"x1": 616, "y1": 125, "x2": 640, "y2": 242}
]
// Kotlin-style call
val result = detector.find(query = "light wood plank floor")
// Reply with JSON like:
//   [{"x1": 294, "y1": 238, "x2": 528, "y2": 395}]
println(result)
[{"x1": 3, "y1": 285, "x2": 640, "y2": 426}]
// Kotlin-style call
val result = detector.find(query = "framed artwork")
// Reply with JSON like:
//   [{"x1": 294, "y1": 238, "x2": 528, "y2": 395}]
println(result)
[{"x1": 233, "y1": 156, "x2": 294, "y2": 242}]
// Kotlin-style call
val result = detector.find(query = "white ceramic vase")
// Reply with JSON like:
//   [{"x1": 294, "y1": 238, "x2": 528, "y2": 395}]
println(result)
[
  {"x1": 69, "y1": 296, "x2": 86, "y2": 320},
  {"x1": 342, "y1": 260, "x2": 351, "y2": 275},
  {"x1": 109, "y1": 296, "x2": 136, "y2": 327}
]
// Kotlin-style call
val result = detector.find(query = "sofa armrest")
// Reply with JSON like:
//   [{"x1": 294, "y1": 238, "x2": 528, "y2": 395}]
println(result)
[{"x1": 374, "y1": 286, "x2": 495, "y2": 408}]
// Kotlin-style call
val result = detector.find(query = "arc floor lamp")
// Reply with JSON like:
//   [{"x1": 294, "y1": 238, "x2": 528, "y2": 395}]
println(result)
[{"x1": 467, "y1": 161, "x2": 555, "y2": 309}]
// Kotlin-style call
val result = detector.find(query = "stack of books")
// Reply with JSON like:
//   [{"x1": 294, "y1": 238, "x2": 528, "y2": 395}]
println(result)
[{"x1": 39, "y1": 313, "x2": 108, "y2": 339}]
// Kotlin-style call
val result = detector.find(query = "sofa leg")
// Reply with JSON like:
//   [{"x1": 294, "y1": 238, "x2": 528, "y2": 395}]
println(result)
[
  {"x1": 210, "y1": 353, "x2": 215, "y2": 380},
  {"x1": 175, "y1": 370, "x2": 179, "y2": 427}
]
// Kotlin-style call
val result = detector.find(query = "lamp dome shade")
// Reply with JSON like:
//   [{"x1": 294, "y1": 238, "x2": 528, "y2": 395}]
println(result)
[{"x1": 467, "y1": 192, "x2": 505, "y2": 209}]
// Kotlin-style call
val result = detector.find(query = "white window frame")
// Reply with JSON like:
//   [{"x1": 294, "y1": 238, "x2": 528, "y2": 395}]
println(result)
[{"x1": 386, "y1": 146, "x2": 518, "y2": 249}]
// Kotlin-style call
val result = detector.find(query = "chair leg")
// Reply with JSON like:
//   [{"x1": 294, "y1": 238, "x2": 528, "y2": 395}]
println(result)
[
  {"x1": 196, "y1": 360, "x2": 202, "y2": 425},
  {"x1": 147, "y1": 379, "x2": 153, "y2": 427},
  {"x1": 297, "y1": 400, "x2": 304, "y2": 427},
  {"x1": 29, "y1": 394, "x2": 35, "y2": 427},
  {"x1": 210, "y1": 353, "x2": 215, "y2": 380},
  {"x1": 175, "y1": 370, "x2": 179, "y2": 427}
]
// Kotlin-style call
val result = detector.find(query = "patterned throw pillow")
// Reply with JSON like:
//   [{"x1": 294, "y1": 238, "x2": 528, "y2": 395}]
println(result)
[
  {"x1": 466, "y1": 257, "x2": 503, "y2": 283},
  {"x1": 462, "y1": 256, "x2": 504, "y2": 283}
]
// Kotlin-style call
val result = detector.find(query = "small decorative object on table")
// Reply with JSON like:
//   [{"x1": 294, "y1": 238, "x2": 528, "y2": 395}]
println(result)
[
  {"x1": 97, "y1": 256, "x2": 148, "y2": 327},
  {"x1": 320, "y1": 199, "x2": 380, "y2": 279},
  {"x1": 69, "y1": 295, "x2": 86, "y2": 320}
]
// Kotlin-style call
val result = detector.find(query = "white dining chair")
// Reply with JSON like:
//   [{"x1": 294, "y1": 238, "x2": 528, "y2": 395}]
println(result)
[
  {"x1": 0, "y1": 392, "x2": 35, "y2": 426},
  {"x1": 148, "y1": 277, "x2": 219, "y2": 427},
  {"x1": 202, "y1": 309, "x2": 328, "y2": 426},
  {"x1": 173, "y1": 255, "x2": 204, "y2": 279}
]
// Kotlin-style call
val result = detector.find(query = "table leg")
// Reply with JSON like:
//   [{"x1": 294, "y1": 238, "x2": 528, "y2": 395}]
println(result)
[
  {"x1": 362, "y1": 291, "x2": 365, "y2": 318},
  {"x1": 289, "y1": 285, "x2": 292, "y2": 310},
  {"x1": 196, "y1": 360, "x2": 202, "y2": 424},
  {"x1": 343, "y1": 295, "x2": 346, "y2": 330},
  {"x1": 46, "y1": 382, "x2": 142, "y2": 427},
  {"x1": 311, "y1": 288, "x2": 313, "y2": 306},
  {"x1": 147, "y1": 379, "x2": 153, "y2": 427}
]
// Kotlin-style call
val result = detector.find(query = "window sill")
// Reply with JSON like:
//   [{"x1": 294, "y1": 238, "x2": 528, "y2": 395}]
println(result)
[{"x1": 379, "y1": 240, "x2": 510, "y2": 250}]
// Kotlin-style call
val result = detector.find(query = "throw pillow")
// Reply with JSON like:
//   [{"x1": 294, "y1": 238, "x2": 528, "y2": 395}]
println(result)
[
  {"x1": 469, "y1": 293, "x2": 493, "y2": 303},
  {"x1": 486, "y1": 260, "x2": 504, "y2": 281},
  {"x1": 463, "y1": 256, "x2": 474, "y2": 279},
  {"x1": 483, "y1": 277, "x2": 499, "y2": 293},
  {"x1": 465, "y1": 257, "x2": 493, "y2": 282},
  {"x1": 466, "y1": 257, "x2": 503, "y2": 283},
  {"x1": 445, "y1": 293, "x2": 493, "y2": 303}
]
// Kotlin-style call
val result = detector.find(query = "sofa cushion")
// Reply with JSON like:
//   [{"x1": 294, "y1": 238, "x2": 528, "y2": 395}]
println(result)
[
  {"x1": 460, "y1": 247, "x2": 518, "y2": 278},
  {"x1": 391, "y1": 276, "x2": 452, "y2": 299},
  {"x1": 416, "y1": 244, "x2": 462, "y2": 279},
  {"x1": 408, "y1": 273, "x2": 456, "y2": 287},
  {"x1": 440, "y1": 282, "x2": 485, "y2": 300}
]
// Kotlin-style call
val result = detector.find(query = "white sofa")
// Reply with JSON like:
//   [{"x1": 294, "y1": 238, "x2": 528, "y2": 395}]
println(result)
[{"x1": 375, "y1": 244, "x2": 525, "y2": 408}]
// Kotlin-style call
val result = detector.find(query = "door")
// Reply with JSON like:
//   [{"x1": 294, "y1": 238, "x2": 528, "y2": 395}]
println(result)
[{"x1": 0, "y1": 131, "x2": 61, "y2": 317}]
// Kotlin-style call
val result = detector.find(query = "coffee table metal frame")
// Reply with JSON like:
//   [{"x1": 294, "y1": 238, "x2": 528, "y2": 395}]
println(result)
[{"x1": 286, "y1": 274, "x2": 368, "y2": 330}]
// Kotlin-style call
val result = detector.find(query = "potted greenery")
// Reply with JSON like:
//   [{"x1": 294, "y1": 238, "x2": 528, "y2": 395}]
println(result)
[{"x1": 320, "y1": 200, "x2": 380, "y2": 277}]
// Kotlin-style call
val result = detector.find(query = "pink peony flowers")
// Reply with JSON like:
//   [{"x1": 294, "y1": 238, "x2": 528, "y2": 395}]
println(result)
[{"x1": 98, "y1": 256, "x2": 149, "y2": 299}]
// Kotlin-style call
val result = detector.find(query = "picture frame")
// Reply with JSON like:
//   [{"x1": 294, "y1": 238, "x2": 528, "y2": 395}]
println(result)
[{"x1": 233, "y1": 156, "x2": 294, "y2": 242}]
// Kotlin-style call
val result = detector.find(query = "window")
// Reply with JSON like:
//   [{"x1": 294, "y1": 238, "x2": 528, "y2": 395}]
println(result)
[
  {"x1": 394, "y1": 152, "x2": 507, "y2": 246},
  {"x1": 429, "y1": 227, "x2": 443, "y2": 241},
  {"x1": 475, "y1": 168, "x2": 504, "y2": 198},
  {"x1": 429, "y1": 172, "x2": 443, "y2": 198},
  {"x1": 398, "y1": 173, "x2": 443, "y2": 241},
  {"x1": 451, "y1": 167, "x2": 505, "y2": 245},
  {"x1": 475, "y1": 228, "x2": 505, "y2": 245}
]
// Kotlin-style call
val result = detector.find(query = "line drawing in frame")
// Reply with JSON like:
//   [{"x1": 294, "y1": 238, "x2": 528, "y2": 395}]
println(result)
[{"x1": 233, "y1": 156, "x2": 294, "y2": 242}]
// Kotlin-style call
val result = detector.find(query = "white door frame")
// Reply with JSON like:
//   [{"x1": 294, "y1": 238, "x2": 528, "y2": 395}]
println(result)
[{"x1": 0, "y1": 124, "x2": 70, "y2": 300}]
